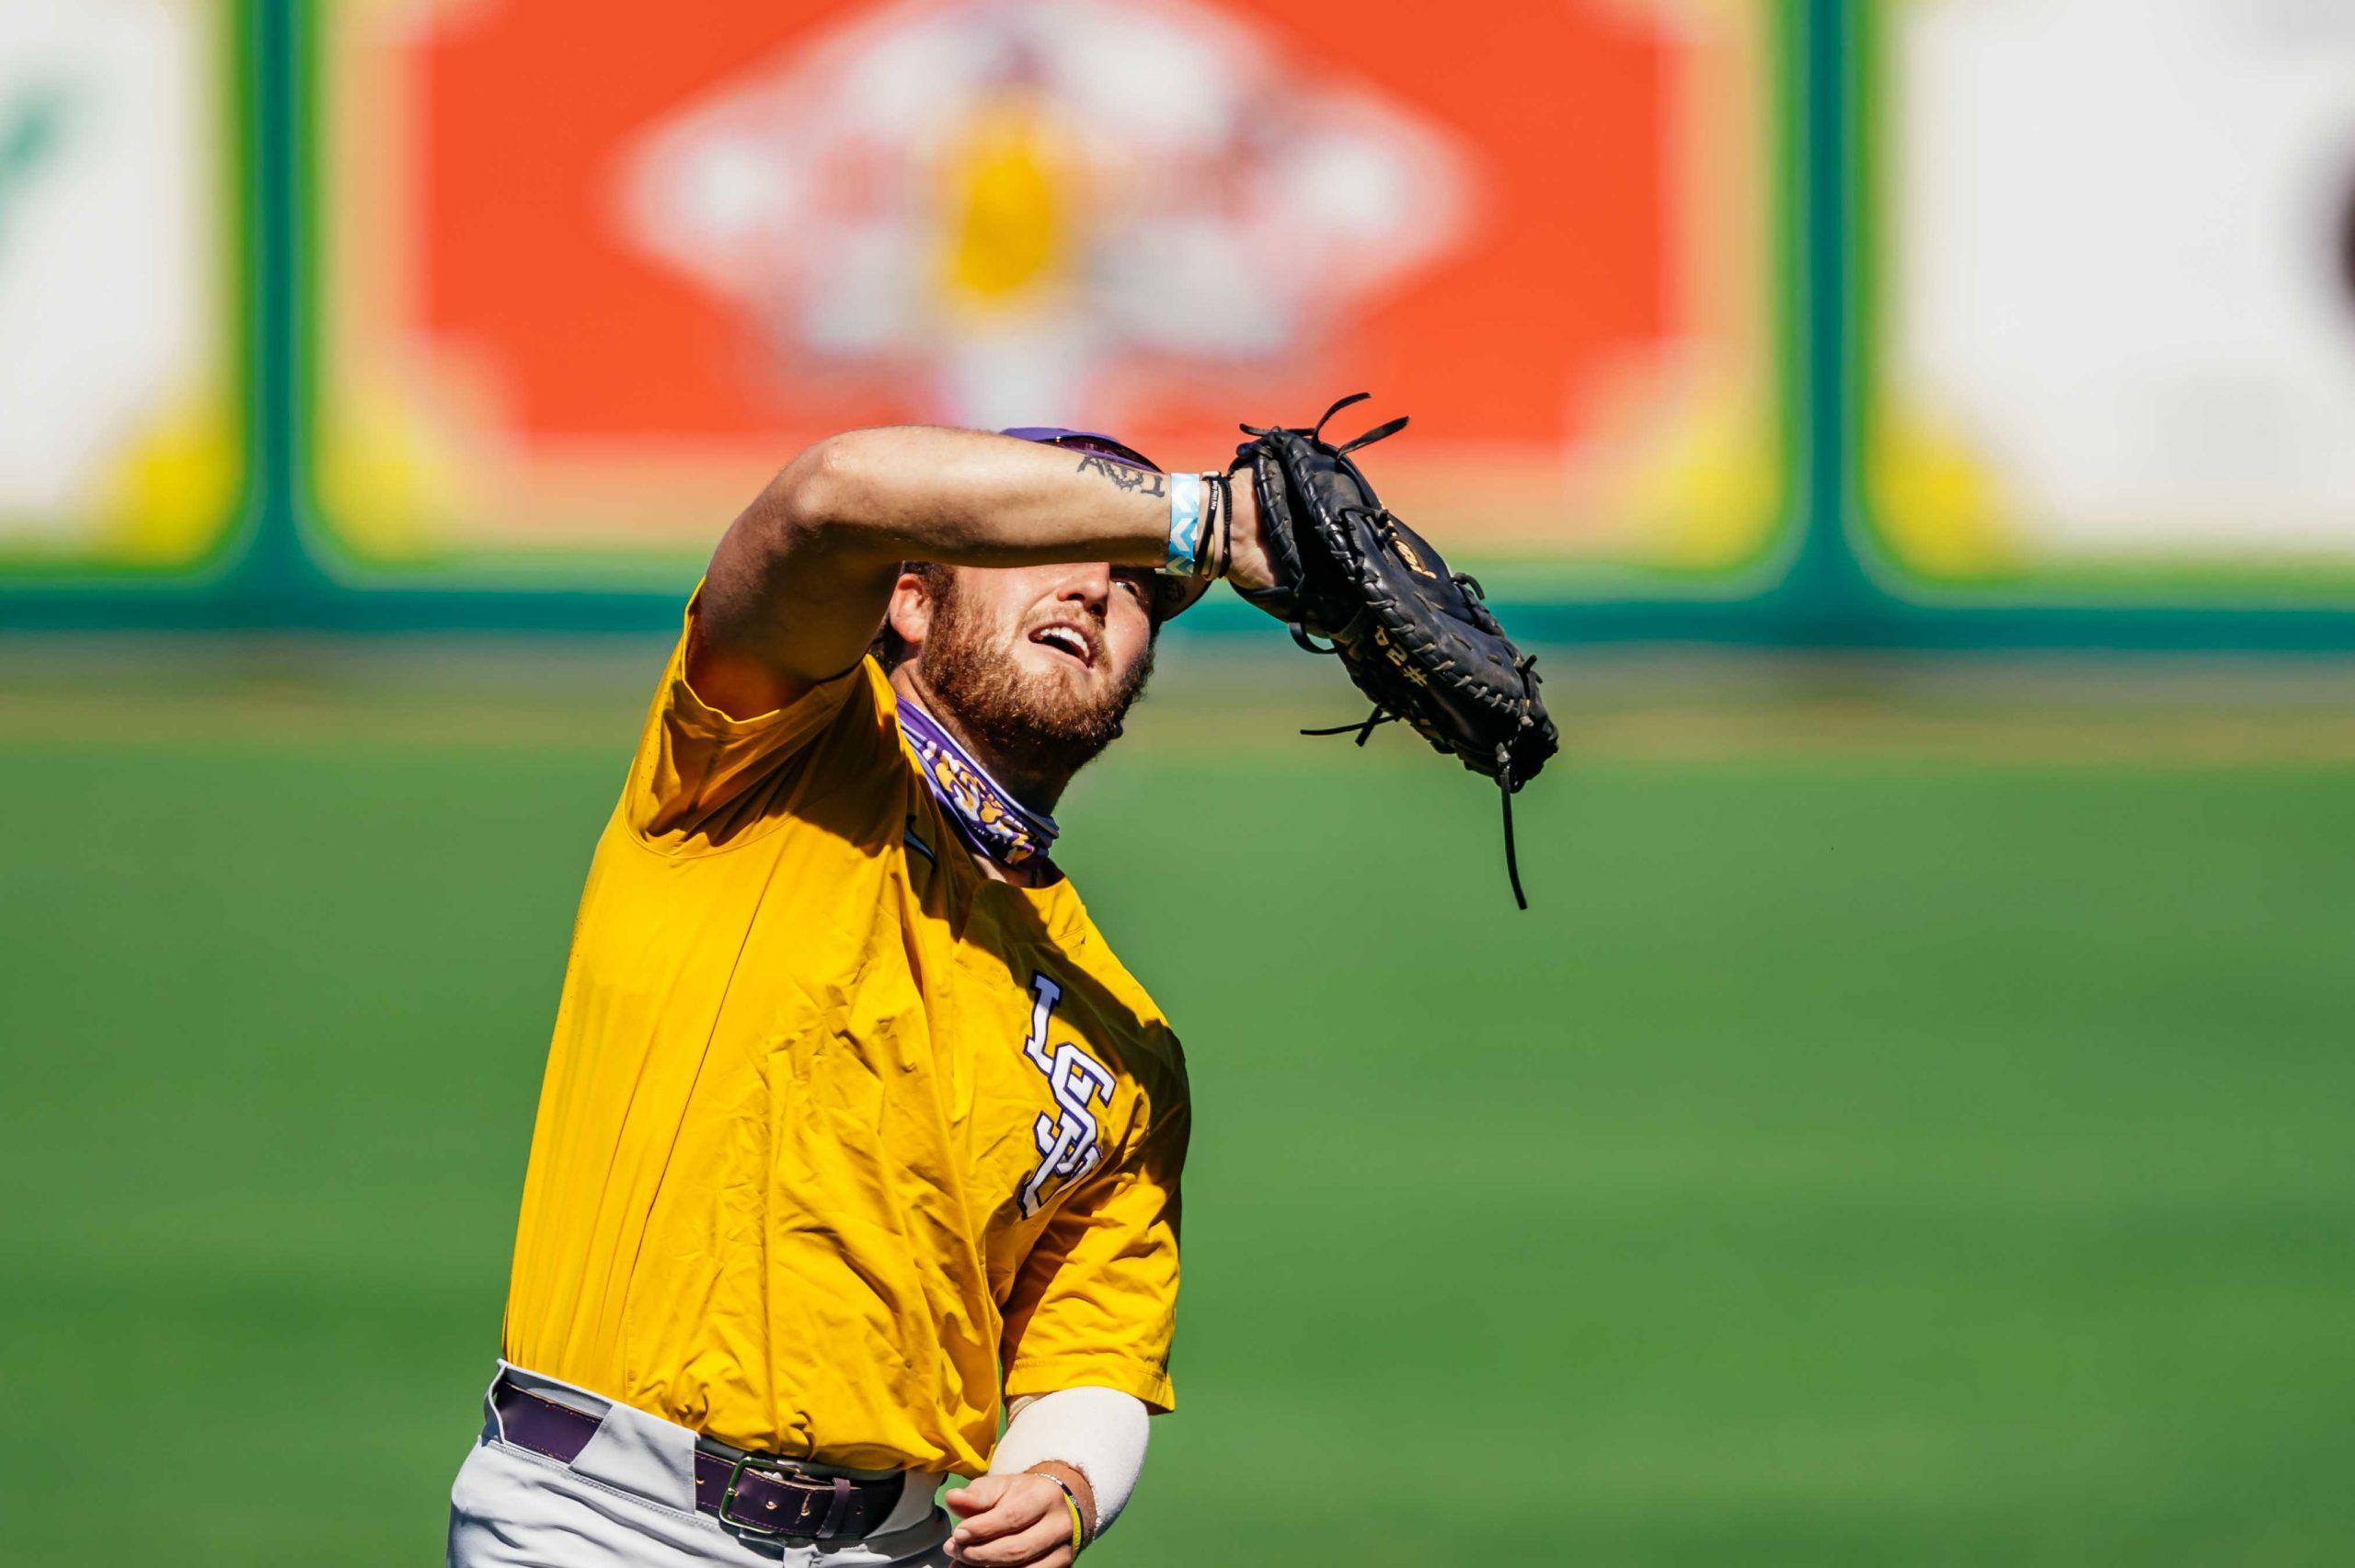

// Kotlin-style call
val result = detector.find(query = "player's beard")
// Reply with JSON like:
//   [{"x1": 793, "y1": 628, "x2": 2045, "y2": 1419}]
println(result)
[{"x1": 917, "y1": 577, "x2": 1155, "y2": 785}]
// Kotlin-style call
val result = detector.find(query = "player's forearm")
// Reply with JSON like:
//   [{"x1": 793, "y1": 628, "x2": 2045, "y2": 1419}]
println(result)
[
  {"x1": 764, "y1": 425, "x2": 1173, "y2": 571},
  {"x1": 694, "y1": 427, "x2": 1194, "y2": 711},
  {"x1": 989, "y1": 1387, "x2": 1148, "y2": 1538}
]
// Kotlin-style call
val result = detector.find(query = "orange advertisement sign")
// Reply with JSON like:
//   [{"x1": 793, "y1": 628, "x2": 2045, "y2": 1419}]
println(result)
[{"x1": 318, "y1": 0, "x2": 1786, "y2": 582}]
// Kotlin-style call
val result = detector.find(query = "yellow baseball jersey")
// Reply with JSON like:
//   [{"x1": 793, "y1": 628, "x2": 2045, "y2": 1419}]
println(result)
[{"x1": 500, "y1": 598, "x2": 1189, "y2": 1475}]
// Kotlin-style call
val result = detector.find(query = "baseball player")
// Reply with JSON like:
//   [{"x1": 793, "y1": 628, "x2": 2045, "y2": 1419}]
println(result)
[{"x1": 449, "y1": 423, "x2": 1268, "y2": 1567}]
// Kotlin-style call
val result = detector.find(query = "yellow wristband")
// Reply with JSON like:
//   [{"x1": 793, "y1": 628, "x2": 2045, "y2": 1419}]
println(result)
[{"x1": 1041, "y1": 1472, "x2": 1089, "y2": 1553}]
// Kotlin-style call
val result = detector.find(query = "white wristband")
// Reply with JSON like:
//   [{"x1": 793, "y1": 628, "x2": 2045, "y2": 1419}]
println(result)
[
  {"x1": 1163, "y1": 471, "x2": 1207, "y2": 576},
  {"x1": 988, "y1": 1387, "x2": 1151, "y2": 1539}
]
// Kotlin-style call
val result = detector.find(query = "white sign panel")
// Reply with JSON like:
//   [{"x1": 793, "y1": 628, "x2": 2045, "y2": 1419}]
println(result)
[
  {"x1": 1873, "y1": 0, "x2": 2355, "y2": 577},
  {"x1": 0, "y1": 0, "x2": 236, "y2": 567}
]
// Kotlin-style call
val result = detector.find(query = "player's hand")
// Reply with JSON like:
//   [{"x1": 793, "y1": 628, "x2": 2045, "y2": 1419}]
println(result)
[{"x1": 941, "y1": 1471, "x2": 1086, "y2": 1566}]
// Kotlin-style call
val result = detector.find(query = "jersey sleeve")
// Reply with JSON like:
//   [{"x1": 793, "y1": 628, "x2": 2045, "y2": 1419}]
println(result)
[
  {"x1": 998, "y1": 1052, "x2": 1191, "y2": 1413},
  {"x1": 624, "y1": 586, "x2": 880, "y2": 849}
]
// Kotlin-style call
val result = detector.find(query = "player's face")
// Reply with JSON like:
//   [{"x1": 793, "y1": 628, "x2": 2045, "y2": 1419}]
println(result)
[{"x1": 914, "y1": 563, "x2": 1158, "y2": 780}]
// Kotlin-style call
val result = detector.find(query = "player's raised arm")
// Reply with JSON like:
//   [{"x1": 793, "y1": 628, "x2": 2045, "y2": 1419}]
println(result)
[{"x1": 691, "y1": 425, "x2": 1262, "y2": 718}]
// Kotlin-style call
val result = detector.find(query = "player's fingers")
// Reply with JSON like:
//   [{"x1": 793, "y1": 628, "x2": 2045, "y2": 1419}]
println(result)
[
  {"x1": 947, "y1": 1483, "x2": 1055, "y2": 1551},
  {"x1": 943, "y1": 1474, "x2": 1012, "y2": 1518},
  {"x1": 948, "y1": 1491, "x2": 1050, "y2": 1545},
  {"x1": 949, "y1": 1510, "x2": 1071, "y2": 1567}
]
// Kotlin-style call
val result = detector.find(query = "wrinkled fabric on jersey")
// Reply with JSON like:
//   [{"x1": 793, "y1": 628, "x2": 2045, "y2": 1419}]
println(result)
[{"x1": 500, "y1": 591, "x2": 1189, "y2": 1476}]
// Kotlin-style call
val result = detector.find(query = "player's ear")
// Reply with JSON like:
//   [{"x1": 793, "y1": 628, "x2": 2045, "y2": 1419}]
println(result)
[{"x1": 884, "y1": 567, "x2": 936, "y2": 655}]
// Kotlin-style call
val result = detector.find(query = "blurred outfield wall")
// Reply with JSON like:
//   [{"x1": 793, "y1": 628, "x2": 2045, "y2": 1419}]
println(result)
[{"x1": 3, "y1": 0, "x2": 2354, "y2": 647}]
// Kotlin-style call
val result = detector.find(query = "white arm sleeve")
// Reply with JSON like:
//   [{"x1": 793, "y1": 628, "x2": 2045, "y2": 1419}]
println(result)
[{"x1": 986, "y1": 1386, "x2": 1151, "y2": 1538}]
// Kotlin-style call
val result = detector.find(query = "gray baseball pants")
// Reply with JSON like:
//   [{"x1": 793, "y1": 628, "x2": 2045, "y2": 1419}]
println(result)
[{"x1": 448, "y1": 1364, "x2": 954, "y2": 1567}]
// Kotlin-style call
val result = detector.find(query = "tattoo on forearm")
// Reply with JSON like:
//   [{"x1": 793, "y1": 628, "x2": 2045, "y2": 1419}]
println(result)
[{"x1": 1075, "y1": 454, "x2": 1167, "y2": 498}]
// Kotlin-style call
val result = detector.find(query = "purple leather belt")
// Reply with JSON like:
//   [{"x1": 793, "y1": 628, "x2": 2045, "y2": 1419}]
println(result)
[{"x1": 491, "y1": 1373, "x2": 903, "y2": 1540}]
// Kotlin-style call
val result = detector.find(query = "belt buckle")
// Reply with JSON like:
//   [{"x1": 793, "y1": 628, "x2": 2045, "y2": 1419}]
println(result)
[
  {"x1": 717, "y1": 1453, "x2": 856, "y2": 1540},
  {"x1": 717, "y1": 1452, "x2": 797, "y2": 1538}
]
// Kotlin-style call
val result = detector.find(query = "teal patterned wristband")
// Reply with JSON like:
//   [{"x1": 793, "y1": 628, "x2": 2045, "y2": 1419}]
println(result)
[{"x1": 1162, "y1": 471, "x2": 1207, "y2": 576}]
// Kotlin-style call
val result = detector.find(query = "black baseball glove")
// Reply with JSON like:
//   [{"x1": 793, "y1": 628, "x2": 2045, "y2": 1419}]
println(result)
[{"x1": 1233, "y1": 393, "x2": 1557, "y2": 908}]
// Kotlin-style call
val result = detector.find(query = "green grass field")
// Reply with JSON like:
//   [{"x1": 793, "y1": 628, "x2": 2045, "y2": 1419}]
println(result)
[{"x1": 3, "y1": 640, "x2": 2351, "y2": 1565}]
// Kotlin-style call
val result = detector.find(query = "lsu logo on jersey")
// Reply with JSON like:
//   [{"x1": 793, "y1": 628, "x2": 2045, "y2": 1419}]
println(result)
[{"x1": 1017, "y1": 972, "x2": 1115, "y2": 1218}]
